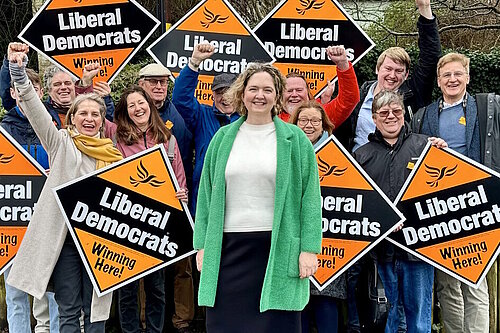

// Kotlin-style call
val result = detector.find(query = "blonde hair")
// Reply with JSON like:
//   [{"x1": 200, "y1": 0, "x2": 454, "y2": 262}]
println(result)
[
  {"x1": 437, "y1": 52, "x2": 470, "y2": 77},
  {"x1": 65, "y1": 93, "x2": 106, "y2": 136},
  {"x1": 376, "y1": 47, "x2": 411, "y2": 72},
  {"x1": 225, "y1": 63, "x2": 286, "y2": 117}
]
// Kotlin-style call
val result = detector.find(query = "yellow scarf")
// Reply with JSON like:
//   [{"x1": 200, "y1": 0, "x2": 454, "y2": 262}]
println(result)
[{"x1": 69, "y1": 129, "x2": 123, "y2": 169}]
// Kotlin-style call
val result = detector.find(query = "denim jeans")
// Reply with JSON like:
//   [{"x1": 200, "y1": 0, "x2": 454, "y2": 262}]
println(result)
[
  {"x1": 301, "y1": 295, "x2": 339, "y2": 333},
  {"x1": 5, "y1": 267, "x2": 60, "y2": 333},
  {"x1": 119, "y1": 269, "x2": 165, "y2": 333},
  {"x1": 52, "y1": 237, "x2": 105, "y2": 333},
  {"x1": 377, "y1": 260, "x2": 434, "y2": 333},
  {"x1": 4, "y1": 267, "x2": 31, "y2": 333}
]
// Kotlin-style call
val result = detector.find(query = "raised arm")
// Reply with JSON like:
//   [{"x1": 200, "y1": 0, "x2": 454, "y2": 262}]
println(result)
[
  {"x1": 409, "y1": 0, "x2": 442, "y2": 109},
  {"x1": 1, "y1": 56, "x2": 15, "y2": 110},
  {"x1": 78, "y1": 63, "x2": 115, "y2": 121},
  {"x1": 172, "y1": 43, "x2": 215, "y2": 133},
  {"x1": 322, "y1": 46, "x2": 360, "y2": 128},
  {"x1": 8, "y1": 42, "x2": 61, "y2": 155}
]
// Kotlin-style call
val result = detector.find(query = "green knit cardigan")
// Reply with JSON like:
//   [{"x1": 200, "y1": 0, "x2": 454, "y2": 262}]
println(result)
[{"x1": 193, "y1": 116, "x2": 322, "y2": 311}]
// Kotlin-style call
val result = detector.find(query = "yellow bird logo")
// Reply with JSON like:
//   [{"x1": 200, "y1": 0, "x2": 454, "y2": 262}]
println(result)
[
  {"x1": 425, "y1": 164, "x2": 458, "y2": 188},
  {"x1": 0, "y1": 153, "x2": 14, "y2": 164},
  {"x1": 296, "y1": 0, "x2": 325, "y2": 15},
  {"x1": 129, "y1": 161, "x2": 165, "y2": 188},
  {"x1": 200, "y1": 7, "x2": 229, "y2": 28},
  {"x1": 317, "y1": 156, "x2": 347, "y2": 182}
]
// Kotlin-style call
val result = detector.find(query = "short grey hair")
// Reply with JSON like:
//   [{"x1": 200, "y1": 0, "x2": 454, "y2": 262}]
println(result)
[
  {"x1": 372, "y1": 90, "x2": 404, "y2": 114},
  {"x1": 43, "y1": 65, "x2": 75, "y2": 91}
]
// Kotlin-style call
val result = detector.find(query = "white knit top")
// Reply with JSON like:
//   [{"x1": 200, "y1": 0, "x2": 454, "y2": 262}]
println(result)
[{"x1": 223, "y1": 121, "x2": 277, "y2": 232}]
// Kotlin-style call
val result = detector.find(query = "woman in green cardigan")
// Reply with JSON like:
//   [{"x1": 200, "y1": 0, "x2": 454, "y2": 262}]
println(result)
[{"x1": 193, "y1": 62, "x2": 323, "y2": 333}]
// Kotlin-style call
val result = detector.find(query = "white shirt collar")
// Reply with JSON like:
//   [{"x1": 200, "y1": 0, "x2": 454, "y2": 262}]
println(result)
[{"x1": 442, "y1": 94, "x2": 466, "y2": 110}]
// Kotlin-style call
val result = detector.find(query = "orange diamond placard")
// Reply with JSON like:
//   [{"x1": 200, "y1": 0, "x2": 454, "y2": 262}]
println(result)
[
  {"x1": 19, "y1": 0, "x2": 159, "y2": 83},
  {"x1": 254, "y1": 0, "x2": 375, "y2": 98},
  {"x1": 0, "y1": 128, "x2": 46, "y2": 275},
  {"x1": 389, "y1": 143, "x2": 500, "y2": 288},
  {"x1": 311, "y1": 135, "x2": 404, "y2": 291},
  {"x1": 53, "y1": 146, "x2": 195, "y2": 296},
  {"x1": 147, "y1": 0, "x2": 274, "y2": 104}
]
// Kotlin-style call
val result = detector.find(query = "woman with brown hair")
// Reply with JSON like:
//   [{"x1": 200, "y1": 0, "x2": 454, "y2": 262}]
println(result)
[
  {"x1": 290, "y1": 100, "x2": 335, "y2": 149},
  {"x1": 290, "y1": 100, "x2": 346, "y2": 332},
  {"x1": 108, "y1": 85, "x2": 188, "y2": 333}
]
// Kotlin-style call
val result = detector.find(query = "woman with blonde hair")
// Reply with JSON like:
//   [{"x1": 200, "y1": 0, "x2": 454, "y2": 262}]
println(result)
[{"x1": 6, "y1": 42, "x2": 122, "y2": 332}]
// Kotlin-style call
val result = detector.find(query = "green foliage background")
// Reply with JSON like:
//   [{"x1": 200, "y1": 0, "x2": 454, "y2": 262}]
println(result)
[{"x1": 355, "y1": 46, "x2": 500, "y2": 97}]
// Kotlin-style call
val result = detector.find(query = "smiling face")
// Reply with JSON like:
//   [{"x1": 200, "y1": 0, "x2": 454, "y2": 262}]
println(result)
[
  {"x1": 284, "y1": 77, "x2": 309, "y2": 115},
  {"x1": 372, "y1": 101, "x2": 404, "y2": 144},
  {"x1": 70, "y1": 99, "x2": 103, "y2": 137},
  {"x1": 126, "y1": 92, "x2": 151, "y2": 132},
  {"x1": 243, "y1": 71, "x2": 277, "y2": 123},
  {"x1": 438, "y1": 61, "x2": 470, "y2": 104},
  {"x1": 297, "y1": 107, "x2": 323, "y2": 144},
  {"x1": 49, "y1": 72, "x2": 75, "y2": 106},
  {"x1": 139, "y1": 76, "x2": 168, "y2": 108},
  {"x1": 376, "y1": 57, "x2": 408, "y2": 93},
  {"x1": 213, "y1": 88, "x2": 234, "y2": 114}
]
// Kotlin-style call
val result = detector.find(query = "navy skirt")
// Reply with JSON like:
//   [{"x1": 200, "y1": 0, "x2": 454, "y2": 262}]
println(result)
[{"x1": 206, "y1": 231, "x2": 301, "y2": 333}]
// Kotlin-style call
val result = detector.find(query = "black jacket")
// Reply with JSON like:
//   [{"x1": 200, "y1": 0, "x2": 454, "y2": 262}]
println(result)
[
  {"x1": 335, "y1": 15, "x2": 441, "y2": 152},
  {"x1": 354, "y1": 125, "x2": 428, "y2": 261}
]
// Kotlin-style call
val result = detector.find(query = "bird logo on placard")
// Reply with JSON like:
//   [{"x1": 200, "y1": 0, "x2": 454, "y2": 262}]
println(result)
[
  {"x1": 296, "y1": 0, "x2": 325, "y2": 15},
  {"x1": 200, "y1": 7, "x2": 229, "y2": 28},
  {"x1": 317, "y1": 156, "x2": 347, "y2": 182},
  {"x1": 0, "y1": 153, "x2": 14, "y2": 164},
  {"x1": 424, "y1": 164, "x2": 458, "y2": 188},
  {"x1": 129, "y1": 160, "x2": 165, "y2": 188}
]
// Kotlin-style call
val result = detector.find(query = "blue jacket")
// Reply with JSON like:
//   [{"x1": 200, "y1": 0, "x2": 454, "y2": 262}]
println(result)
[
  {"x1": 172, "y1": 65, "x2": 240, "y2": 214},
  {"x1": 1, "y1": 57, "x2": 15, "y2": 111},
  {"x1": 0, "y1": 106, "x2": 57, "y2": 169},
  {"x1": 156, "y1": 98, "x2": 193, "y2": 192}
]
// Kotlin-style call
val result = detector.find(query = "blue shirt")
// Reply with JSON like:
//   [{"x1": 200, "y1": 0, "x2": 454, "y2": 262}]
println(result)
[
  {"x1": 353, "y1": 83, "x2": 376, "y2": 152},
  {"x1": 439, "y1": 103, "x2": 467, "y2": 155}
]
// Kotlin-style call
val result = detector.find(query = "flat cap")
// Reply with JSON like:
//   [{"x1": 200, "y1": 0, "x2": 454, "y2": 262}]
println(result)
[
  {"x1": 212, "y1": 73, "x2": 237, "y2": 91},
  {"x1": 139, "y1": 63, "x2": 172, "y2": 78}
]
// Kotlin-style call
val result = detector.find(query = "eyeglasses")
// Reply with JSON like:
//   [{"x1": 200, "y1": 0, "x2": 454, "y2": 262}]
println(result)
[
  {"x1": 439, "y1": 71, "x2": 467, "y2": 80},
  {"x1": 298, "y1": 117, "x2": 322, "y2": 126},
  {"x1": 375, "y1": 108, "x2": 404, "y2": 118},
  {"x1": 144, "y1": 78, "x2": 169, "y2": 87}
]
